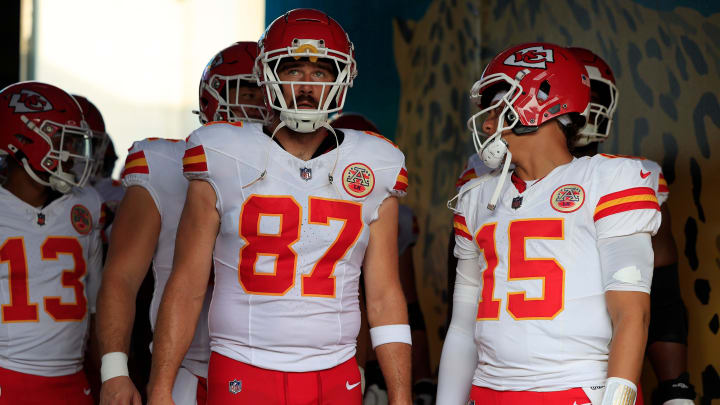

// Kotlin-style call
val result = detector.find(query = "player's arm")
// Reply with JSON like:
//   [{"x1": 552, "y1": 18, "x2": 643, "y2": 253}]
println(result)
[
  {"x1": 606, "y1": 289, "x2": 650, "y2": 382},
  {"x1": 598, "y1": 232, "x2": 654, "y2": 403},
  {"x1": 436, "y1": 257, "x2": 480, "y2": 405},
  {"x1": 146, "y1": 180, "x2": 218, "y2": 404},
  {"x1": 649, "y1": 204, "x2": 694, "y2": 402},
  {"x1": 96, "y1": 186, "x2": 160, "y2": 405},
  {"x1": 652, "y1": 204, "x2": 678, "y2": 267},
  {"x1": 362, "y1": 196, "x2": 412, "y2": 405}
]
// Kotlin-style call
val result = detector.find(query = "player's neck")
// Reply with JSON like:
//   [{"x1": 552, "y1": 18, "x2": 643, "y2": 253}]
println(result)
[
  {"x1": 272, "y1": 122, "x2": 329, "y2": 161},
  {"x1": 512, "y1": 132, "x2": 573, "y2": 181},
  {"x1": 4, "y1": 164, "x2": 52, "y2": 207}
]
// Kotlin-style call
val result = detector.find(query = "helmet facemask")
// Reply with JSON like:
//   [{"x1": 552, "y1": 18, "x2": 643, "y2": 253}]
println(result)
[
  {"x1": 88, "y1": 130, "x2": 110, "y2": 182},
  {"x1": 467, "y1": 73, "x2": 524, "y2": 170},
  {"x1": 258, "y1": 38, "x2": 356, "y2": 133},
  {"x1": 201, "y1": 74, "x2": 270, "y2": 124},
  {"x1": 18, "y1": 115, "x2": 94, "y2": 193},
  {"x1": 575, "y1": 66, "x2": 619, "y2": 147}
]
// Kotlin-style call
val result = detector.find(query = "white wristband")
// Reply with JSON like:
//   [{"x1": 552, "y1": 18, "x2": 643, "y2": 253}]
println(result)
[
  {"x1": 100, "y1": 352, "x2": 129, "y2": 383},
  {"x1": 369, "y1": 324, "x2": 412, "y2": 349},
  {"x1": 601, "y1": 377, "x2": 637, "y2": 405}
]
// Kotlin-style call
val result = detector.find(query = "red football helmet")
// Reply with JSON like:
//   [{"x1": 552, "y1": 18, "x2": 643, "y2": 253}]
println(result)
[
  {"x1": 328, "y1": 113, "x2": 380, "y2": 133},
  {"x1": 73, "y1": 94, "x2": 110, "y2": 180},
  {"x1": 568, "y1": 47, "x2": 619, "y2": 146},
  {"x1": 467, "y1": 42, "x2": 591, "y2": 169},
  {"x1": 0, "y1": 81, "x2": 93, "y2": 193},
  {"x1": 197, "y1": 41, "x2": 269, "y2": 125},
  {"x1": 257, "y1": 8, "x2": 357, "y2": 133}
]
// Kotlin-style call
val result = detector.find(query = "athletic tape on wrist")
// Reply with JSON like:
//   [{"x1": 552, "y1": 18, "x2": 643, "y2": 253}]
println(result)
[
  {"x1": 100, "y1": 352, "x2": 129, "y2": 383},
  {"x1": 369, "y1": 324, "x2": 412, "y2": 349},
  {"x1": 601, "y1": 377, "x2": 637, "y2": 405}
]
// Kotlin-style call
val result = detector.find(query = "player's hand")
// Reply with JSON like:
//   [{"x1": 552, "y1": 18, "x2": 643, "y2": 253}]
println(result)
[{"x1": 99, "y1": 376, "x2": 142, "y2": 405}]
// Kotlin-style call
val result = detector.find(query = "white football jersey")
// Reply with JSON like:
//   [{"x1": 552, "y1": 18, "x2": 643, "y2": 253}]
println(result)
[
  {"x1": 452, "y1": 154, "x2": 661, "y2": 391},
  {"x1": 0, "y1": 185, "x2": 103, "y2": 376},
  {"x1": 93, "y1": 177, "x2": 125, "y2": 212},
  {"x1": 121, "y1": 137, "x2": 212, "y2": 378},
  {"x1": 596, "y1": 154, "x2": 669, "y2": 206},
  {"x1": 183, "y1": 123, "x2": 407, "y2": 372},
  {"x1": 455, "y1": 153, "x2": 493, "y2": 191}
]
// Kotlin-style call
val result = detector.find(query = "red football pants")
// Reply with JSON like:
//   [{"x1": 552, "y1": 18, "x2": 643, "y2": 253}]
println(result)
[
  {"x1": 207, "y1": 352, "x2": 362, "y2": 405},
  {"x1": 197, "y1": 375, "x2": 208, "y2": 405},
  {"x1": 470, "y1": 386, "x2": 592, "y2": 405},
  {"x1": 0, "y1": 366, "x2": 93, "y2": 405},
  {"x1": 470, "y1": 385, "x2": 645, "y2": 404}
]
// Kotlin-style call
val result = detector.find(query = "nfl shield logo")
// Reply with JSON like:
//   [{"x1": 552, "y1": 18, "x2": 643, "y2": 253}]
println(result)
[
  {"x1": 300, "y1": 167, "x2": 312, "y2": 181},
  {"x1": 511, "y1": 196, "x2": 523, "y2": 209},
  {"x1": 229, "y1": 379, "x2": 242, "y2": 394}
]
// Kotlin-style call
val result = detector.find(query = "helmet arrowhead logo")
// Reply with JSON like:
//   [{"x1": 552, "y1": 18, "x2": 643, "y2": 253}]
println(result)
[
  {"x1": 503, "y1": 46, "x2": 554, "y2": 69},
  {"x1": 9, "y1": 89, "x2": 53, "y2": 113}
]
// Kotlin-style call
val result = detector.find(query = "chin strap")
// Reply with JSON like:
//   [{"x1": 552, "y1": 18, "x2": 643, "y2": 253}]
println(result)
[
  {"x1": 321, "y1": 122, "x2": 345, "y2": 200},
  {"x1": 487, "y1": 150, "x2": 512, "y2": 210},
  {"x1": 241, "y1": 121, "x2": 286, "y2": 189},
  {"x1": 446, "y1": 165, "x2": 495, "y2": 212},
  {"x1": 242, "y1": 121, "x2": 343, "y2": 196},
  {"x1": 21, "y1": 158, "x2": 72, "y2": 194}
]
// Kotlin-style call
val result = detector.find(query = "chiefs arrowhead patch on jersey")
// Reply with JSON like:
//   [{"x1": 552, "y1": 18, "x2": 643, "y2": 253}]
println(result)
[
  {"x1": 70, "y1": 204, "x2": 92, "y2": 234},
  {"x1": 342, "y1": 162, "x2": 375, "y2": 198},
  {"x1": 550, "y1": 184, "x2": 585, "y2": 213}
]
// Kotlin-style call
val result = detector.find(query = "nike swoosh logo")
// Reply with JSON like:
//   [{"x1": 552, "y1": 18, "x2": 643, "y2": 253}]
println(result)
[
  {"x1": 346, "y1": 381, "x2": 361, "y2": 390},
  {"x1": 83, "y1": 388, "x2": 91, "y2": 395},
  {"x1": 640, "y1": 170, "x2": 651, "y2": 178}
]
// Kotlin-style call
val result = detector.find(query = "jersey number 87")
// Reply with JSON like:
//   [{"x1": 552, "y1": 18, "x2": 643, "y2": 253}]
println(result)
[{"x1": 239, "y1": 195, "x2": 363, "y2": 298}]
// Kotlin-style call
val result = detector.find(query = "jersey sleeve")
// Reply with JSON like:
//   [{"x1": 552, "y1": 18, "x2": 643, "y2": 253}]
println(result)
[
  {"x1": 591, "y1": 156, "x2": 662, "y2": 239},
  {"x1": 121, "y1": 140, "x2": 161, "y2": 212},
  {"x1": 638, "y1": 158, "x2": 669, "y2": 206},
  {"x1": 361, "y1": 131, "x2": 409, "y2": 224},
  {"x1": 183, "y1": 130, "x2": 229, "y2": 215},
  {"x1": 390, "y1": 166, "x2": 408, "y2": 197},
  {"x1": 452, "y1": 189, "x2": 478, "y2": 260},
  {"x1": 656, "y1": 169, "x2": 669, "y2": 206},
  {"x1": 455, "y1": 164, "x2": 477, "y2": 191},
  {"x1": 397, "y1": 204, "x2": 419, "y2": 255}
]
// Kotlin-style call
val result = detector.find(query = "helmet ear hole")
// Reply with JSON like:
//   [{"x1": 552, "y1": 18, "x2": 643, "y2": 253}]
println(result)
[
  {"x1": 14, "y1": 133, "x2": 34, "y2": 145},
  {"x1": 538, "y1": 80, "x2": 551, "y2": 102}
]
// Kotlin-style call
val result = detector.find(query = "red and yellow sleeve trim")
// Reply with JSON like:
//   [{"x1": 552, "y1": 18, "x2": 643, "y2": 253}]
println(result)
[
  {"x1": 658, "y1": 173, "x2": 669, "y2": 193},
  {"x1": 393, "y1": 167, "x2": 408, "y2": 192},
  {"x1": 594, "y1": 187, "x2": 659, "y2": 221},
  {"x1": 363, "y1": 131, "x2": 398, "y2": 148},
  {"x1": 455, "y1": 167, "x2": 477, "y2": 189},
  {"x1": 121, "y1": 150, "x2": 149, "y2": 178},
  {"x1": 453, "y1": 214, "x2": 472, "y2": 240},
  {"x1": 183, "y1": 145, "x2": 208, "y2": 172}
]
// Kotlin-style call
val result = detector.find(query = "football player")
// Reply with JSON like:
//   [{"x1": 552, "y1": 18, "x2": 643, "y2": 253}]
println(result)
[
  {"x1": 95, "y1": 41, "x2": 267, "y2": 405},
  {"x1": 330, "y1": 113, "x2": 434, "y2": 405},
  {"x1": 437, "y1": 43, "x2": 660, "y2": 405},
  {"x1": 72, "y1": 95, "x2": 124, "y2": 216},
  {"x1": 147, "y1": 9, "x2": 412, "y2": 405},
  {"x1": 0, "y1": 81, "x2": 103, "y2": 404},
  {"x1": 72, "y1": 95, "x2": 124, "y2": 247},
  {"x1": 569, "y1": 46, "x2": 695, "y2": 405}
]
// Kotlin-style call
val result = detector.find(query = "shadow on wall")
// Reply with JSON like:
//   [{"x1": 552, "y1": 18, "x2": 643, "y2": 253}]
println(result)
[{"x1": 392, "y1": 0, "x2": 720, "y2": 401}]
